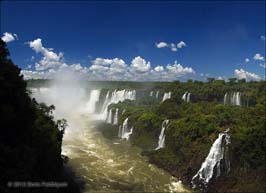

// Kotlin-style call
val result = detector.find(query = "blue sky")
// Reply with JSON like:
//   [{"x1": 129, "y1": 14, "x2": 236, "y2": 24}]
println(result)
[{"x1": 1, "y1": 1, "x2": 265, "y2": 81}]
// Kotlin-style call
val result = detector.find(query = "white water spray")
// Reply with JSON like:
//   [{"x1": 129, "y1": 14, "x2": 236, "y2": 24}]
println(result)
[
  {"x1": 224, "y1": 92, "x2": 241, "y2": 106},
  {"x1": 182, "y1": 92, "x2": 191, "y2": 102},
  {"x1": 162, "y1": 92, "x2": 171, "y2": 102},
  {"x1": 100, "y1": 89, "x2": 136, "y2": 120},
  {"x1": 118, "y1": 118, "x2": 133, "y2": 140},
  {"x1": 106, "y1": 109, "x2": 113, "y2": 124},
  {"x1": 191, "y1": 129, "x2": 231, "y2": 188},
  {"x1": 85, "y1": 89, "x2": 101, "y2": 113},
  {"x1": 113, "y1": 108, "x2": 119, "y2": 125},
  {"x1": 156, "y1": 91, "x2": 159, "y2": 99},
  {"x1": 155, "y1": 120, "x2": 169, "y2": 150}
]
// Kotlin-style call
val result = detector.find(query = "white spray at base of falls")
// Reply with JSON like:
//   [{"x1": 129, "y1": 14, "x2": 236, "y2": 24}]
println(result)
[
  {"x1": 162, "y1": 92, "x2": 171, "y2": 102},
  {"x1": 191, "y1": 129, "x2": 231, "y2": 188},
  {"x1": 118, "y1": 118, "x2": 134, "y2": 140},
  {"x1": 182, "y1": 92, "x2": 191, "y2": 102},
  {"x1": 224, "y1": 92, "x2": 241, "y2": 106},
  {"x1": 113, "y1": 108, "x2": 119, "y2": 125},
  {"x1": 85, "y1": 89, "x2": 101, "y2": 113},
  {"x1": 155, "y1": 120, "x2": 169, "y2": 150}
]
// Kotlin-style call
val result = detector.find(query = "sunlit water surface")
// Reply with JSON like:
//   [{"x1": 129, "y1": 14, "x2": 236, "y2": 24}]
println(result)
[{"x1": 62, "y1": 114, "x2": 189, "y2": 193}]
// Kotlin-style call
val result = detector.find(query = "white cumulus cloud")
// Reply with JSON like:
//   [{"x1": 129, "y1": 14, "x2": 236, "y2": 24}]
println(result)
[
  {"x1": 259, "y1": 63, "x2": 266, "y2": 68},
  {"x1": 166, "y1": 61, "x2": 195, "y2": 75},
  {"x1": 245, "y1": 58, "x2": 250, "y2": 63},
  {"x1": 253, "y1": 53, "x2": 264, "y2": 61},
  {"x1": 22, "y1": 38, "x2": 196, "y2": 81},
  {"x1": 1, "y1": 32, "x2": 18, "y2": 43},
  {"x1": 170, "y1": 43, "x2": 177, "y2": 52},
  {"x1": 155, "y1": 42, "x2": 168, "y2": 48},
  {"x1": 130, "y1": 56, "x2": 151, "y2": 72},
  {"x1": 177, "y1": 41, "x2": 186, "y2": 48},
  {"x1": 234, "y1": 68, "x2": 261, "y2": 80},
  {"x1": 154, "y1": 65, "x2": 164, "y2": 72},
  {"x1": 155, "y1": 40, "x2": 187, "y2": 52},
  {"x1": 28, "y1": 38, "x2": 64, "y2": 71}
]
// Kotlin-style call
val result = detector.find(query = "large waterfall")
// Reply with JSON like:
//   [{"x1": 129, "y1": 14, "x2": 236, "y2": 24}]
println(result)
[
  {"x1": 182, "y1": 92, "x2": 191, "y2": 102},
  {"x1": 191, "y1": 129, "x2": 231, "y2": 188},
  {"x1": 85, "y1": 89, "x2": 101, "y2": 113},
  {"x1": 113, "y1": 108, "x2": 119, "y2": 125},
  {"x1": 150, "y1": 91, "x2": 154, "y2": 97},
  {"x1": 224, "y1": 92, "x2": 241, "y2": 106},
  {"x1": 100, "y1": 89, "x2": 136, "y2": 120},
  {"x1": 118, "y1": 118, "x2": 134, "y2": 140},
  {"x1": 155, "y1": 120, "x2": 169, "y2": 150},
  {"x1": 162, "y1": 92, "x2": 171, "y2": 102}
]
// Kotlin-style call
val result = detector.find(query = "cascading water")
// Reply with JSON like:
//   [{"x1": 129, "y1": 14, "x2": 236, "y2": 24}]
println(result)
[
  {"x1": 156, "y1": 91, "x2": 159, "y2": 99},
  {"x1": 118, "y1": 118, "x2": 133, "y2": 140},
  {"x1": 224, "y1": 92, "x2": 241, "y2": 106},
  {"x1": 223, "y1": 93, "x2": 227, "y2": 105},
  {"x1": 191, "y1": 129, "x2": 231, "y2": 189},
  {"x1": 100, "y1": 89, "x2": 136, "y2": 120},
  {"x1": 85, "y1": 89, "x2": 101, "y2": 113},
  {"x1": 155, "y1": 120, "x2": 169, "y2": 150},
  {"x1": 106, "y1": 108, "x2": 113, "y2": 124},
  {"x1": 150, "y1": 91, "x2": 154, "y2": 97},
  {"x1": 29, "y1": 85, "x2": 192, "y2": 193},
  {"x1": 182, "y1": 92, "x2": 191, "y2": 102},
  {"x1": 162, "y1": 92, "x2": 171, "y2": 102},
  {"x1": 113, "y1": 108, "x2": 119, "y2": 125},
  {"x1": 101, "y1": 91, "x2": 110, "y2": 112}
]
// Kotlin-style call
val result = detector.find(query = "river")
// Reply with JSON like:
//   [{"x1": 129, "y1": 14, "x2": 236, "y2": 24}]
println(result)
[{"x1": 30, "y1": 85, "x2": 190, "y2": 193}]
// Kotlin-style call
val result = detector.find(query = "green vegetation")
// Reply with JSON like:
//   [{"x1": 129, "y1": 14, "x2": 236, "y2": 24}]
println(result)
[
  {"x1": 0, "y1": 40, "x2": 80, "y2": 193},
  {"x1": 105, "y1": 79, "x2": 266, "y2": 192}
]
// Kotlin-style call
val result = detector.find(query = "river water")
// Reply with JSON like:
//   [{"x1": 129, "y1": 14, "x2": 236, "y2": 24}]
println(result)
[
  {"x1": 62, "y1": 113, "x2": 189, "y2": 193},
  {"x1": 30, "y1": 86, "x2": 190, "y2": 193}
]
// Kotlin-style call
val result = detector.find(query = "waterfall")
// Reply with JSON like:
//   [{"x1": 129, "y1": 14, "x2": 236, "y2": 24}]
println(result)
[
  {"x1": 150, "y1": 91, "x2": 154, "y2": 97},
  {"x1": 85, "y1": 89, "x2": 101, "y2": 113},
  {"x1": 101, "y1": 91, "x2": 110, "y2": 112},
  {"x1": 191, "y1": 129, "x2": 231, "y2": 188},
  {"x1": 162, "y1": 92, "x2": 171, "y2": 102},
  {"x1": 224, "y1": 92, "x2": 241, "y2": 106},
  {"x1": 182, "y1": 92, "x2": 191, "y2": 102},
  {"x1": 187, "y1": 93, "x2": 191, "y2": 102},
  {"x1": 156, "y1": 91, "x2": 159, "y2": 99},
  {"x1": 118, "y1": 118, "x2": 133, "y2": 140},
  {"x1": 106, "y1": 109, "x2": 113, "y2": 124},
  {"x1": 223, "y1": 93, "x2": 227, "y2": 105},
  {"x1": 113, "y1": 108, "x2": 119, "y2": 125},
  {"x1": 235, "y1": 92, "x2": 241, "y2": 106},
  {"x1": 155, "y1": 120, "x2": 169, "y2": 150},
  {"x1": 100, "y1": 89, "x2": 136, "y2": 120}
]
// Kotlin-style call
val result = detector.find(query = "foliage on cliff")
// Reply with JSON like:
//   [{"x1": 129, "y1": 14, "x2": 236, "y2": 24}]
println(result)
[
  {"x1": 0, "y1": 40, "x2": 79, "y2": 193},
  {"x1": 108, "y1": 79, "x2": 266, "y2": 192}
]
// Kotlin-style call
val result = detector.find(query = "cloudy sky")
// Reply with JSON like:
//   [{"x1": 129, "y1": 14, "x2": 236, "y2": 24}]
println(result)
[{"x1": 1, "y1": 1, "x2": 265, "y2": 81}]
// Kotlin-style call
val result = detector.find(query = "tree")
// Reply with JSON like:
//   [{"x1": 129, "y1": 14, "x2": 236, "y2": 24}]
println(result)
[{"x1": 0, "y1": 39, "x2": 79, "y2": 193}]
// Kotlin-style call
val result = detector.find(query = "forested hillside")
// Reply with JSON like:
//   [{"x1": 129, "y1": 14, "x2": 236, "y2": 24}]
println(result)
[
  {"x1": 0, "y1": 40, "x2": 80, "y2": 193},
  {"x1": 101, "y1": 79, "x2": 266, "y2": 192}
]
